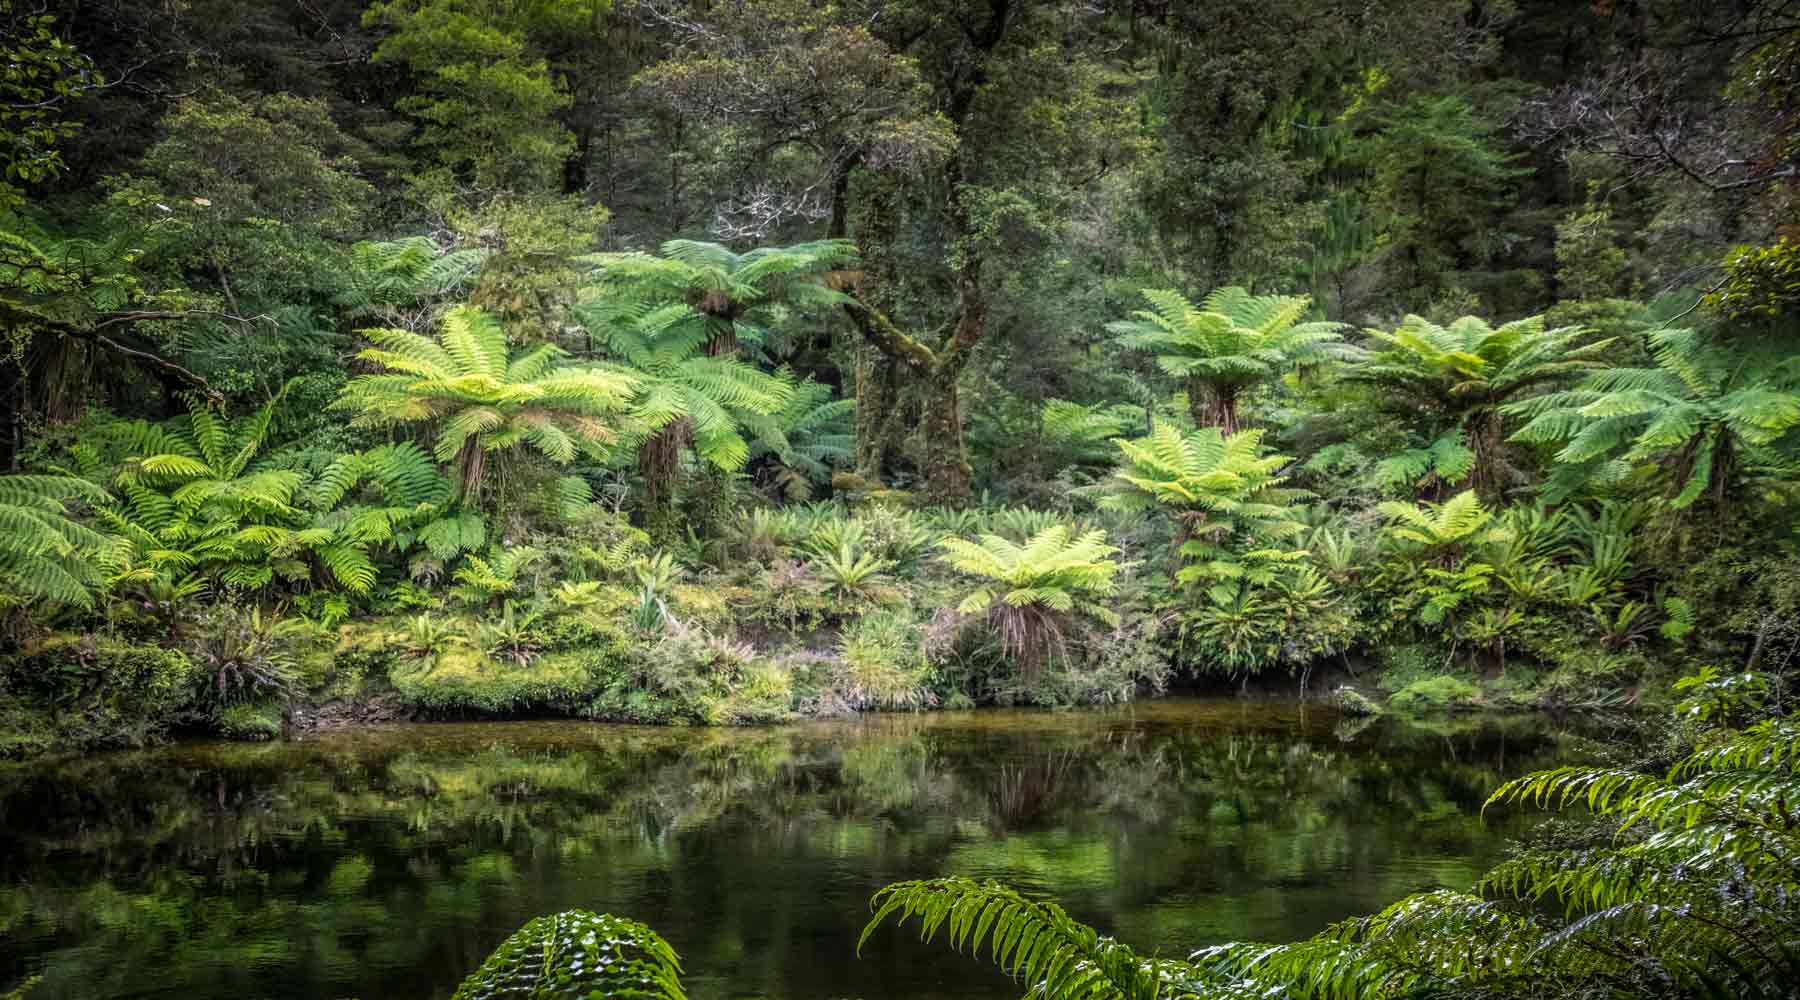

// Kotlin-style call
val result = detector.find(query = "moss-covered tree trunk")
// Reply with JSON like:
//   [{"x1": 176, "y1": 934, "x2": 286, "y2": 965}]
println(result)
[
  {"x1": 854, "y1": 342, "x2": 905, "y2": 481},
  {"x1": 922, "y1": 366, "x2": 971, "y2": 503},
  {"x1": 844, "y1": 260, "x2": 983, "y2": 506}
]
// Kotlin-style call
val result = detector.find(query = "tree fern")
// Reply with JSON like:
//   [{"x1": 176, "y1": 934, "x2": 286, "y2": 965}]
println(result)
[
  {"x1": 1507, "y1": 326, "x2": 1800, "y2": 509},
  {"x1": 1350, "y1": 312, "x2": 1611, "y2": 499},
  {"x1": 744, "y1": 376, "x2": 855, "y2": 500},
  {"x1": 1110, "y1": 286, "x2": 1344, "y2": 432},
  {"x1": 333, "y1": 305, "x2": 637, "y2": 501},
  {"x1": 1040, "y1": 398, "x2": 1145, "y2": 474},
  {"x1": 334, "y1": 236, "x2": 488, "y2": 323},
  {"x1": 574, "y1": 292, "x2": 793, "y2": 506},
  {"x1": 938, "y1": 526, "x2": 1120, "y2": 685},
  {"x1": 1370, "y1": 429, "x2": 1476, "y2": 494},
  {"x1": 0, "y1": 474, "x2": 113, "y2": 608},
  {"x1": 581, "y1": 238, "x2": 855, "y2": 353},
  {"x1": 1097, "y1": 423, "x2": 1308, "y2": 583}
]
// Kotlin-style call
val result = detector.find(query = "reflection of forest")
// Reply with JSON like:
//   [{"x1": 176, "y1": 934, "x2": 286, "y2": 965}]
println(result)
[{"x1": 0, "y1": 703, "x2": 1581, "y2": 1000}]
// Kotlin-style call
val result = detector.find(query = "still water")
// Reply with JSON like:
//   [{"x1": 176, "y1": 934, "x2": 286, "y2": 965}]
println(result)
[{"x1": 0, "y1": 700, "x2": 1584, "y2": 999}]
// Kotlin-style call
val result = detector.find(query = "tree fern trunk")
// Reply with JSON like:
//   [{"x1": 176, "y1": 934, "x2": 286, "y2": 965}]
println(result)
[
  {"x1": 1468, "y1": 409, "x2": 1504, "y2": 502},
  {"x1": 455, "y1": 436, "x2": 486, "y2": 504},
  {"x1": 1191, "y1": 380, "x2": 1239, "y2": 434},
  {"x1": 637, "y1": 417, "x2": 692, "y2": 512}
]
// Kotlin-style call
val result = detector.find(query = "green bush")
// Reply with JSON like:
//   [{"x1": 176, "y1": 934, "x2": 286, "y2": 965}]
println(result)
[
  {"x1": 1331, "y1": 686, "x2": 1384, "y2": 716},
  {"x1": 832, "y1": 609, "x2": 933, "y2": 711}
]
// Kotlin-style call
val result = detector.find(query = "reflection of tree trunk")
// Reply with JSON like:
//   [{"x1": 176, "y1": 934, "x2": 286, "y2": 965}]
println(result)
[{"x1": 992, "y1": 750, "x2": 1076, "y2": 829}]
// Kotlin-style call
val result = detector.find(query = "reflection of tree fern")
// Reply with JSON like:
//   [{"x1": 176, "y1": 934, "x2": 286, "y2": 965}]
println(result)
[{"x1": 451, "y1": 910, "x2": 686, "y2": 1000}]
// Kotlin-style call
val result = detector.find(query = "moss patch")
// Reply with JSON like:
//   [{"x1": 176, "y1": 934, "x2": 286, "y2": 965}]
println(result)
[
  {"x1": 1390, "y1": 676, "x2": 1481, "y2": 713},
  {"x1": 3, "y1": 635, "x2": 199, "y2": 752},
  {"x1": 392, "y1": 645, "x2": 617, "y2": 713}
]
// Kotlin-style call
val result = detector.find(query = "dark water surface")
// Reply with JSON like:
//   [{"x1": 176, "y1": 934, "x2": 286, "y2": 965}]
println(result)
[{"x1": 0, "y1": 700, "x2": 1585, "y2": 999}]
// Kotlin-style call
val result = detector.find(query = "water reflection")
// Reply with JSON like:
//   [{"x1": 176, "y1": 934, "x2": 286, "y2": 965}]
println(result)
[{"x1": 0, "y1": 700, "x2": 1583, "y2": 1000}]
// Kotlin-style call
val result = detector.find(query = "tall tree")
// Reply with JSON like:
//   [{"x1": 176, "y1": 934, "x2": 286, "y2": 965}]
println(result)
[
  {"x1": 839, "y1": 0, "x2": 1139, "y2": 503},
  {"x1": 630, "y1": 0, "x2": 955, "y2": 241},
  {"x1": 364, "y1": 0, "x2": 611, "y2": 197}
]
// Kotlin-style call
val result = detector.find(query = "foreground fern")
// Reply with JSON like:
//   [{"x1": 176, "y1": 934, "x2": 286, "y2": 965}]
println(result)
[
  {"x1": 861, "y1": 878, "x2": 1250, "y2": 1000},
  {"x1": 451, "y1": 910, "x2": 686, "y2": 1000}
]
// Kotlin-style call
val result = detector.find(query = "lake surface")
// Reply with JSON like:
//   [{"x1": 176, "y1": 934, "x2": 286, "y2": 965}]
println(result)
[{"x1": 0, "y1": 700, "x2": 1587, "y2": 1000}]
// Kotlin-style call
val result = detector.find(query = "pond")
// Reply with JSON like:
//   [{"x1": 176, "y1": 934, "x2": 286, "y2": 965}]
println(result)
[{"x1": 0, "y1": 699, "x2": 1586, "y2": 1000}]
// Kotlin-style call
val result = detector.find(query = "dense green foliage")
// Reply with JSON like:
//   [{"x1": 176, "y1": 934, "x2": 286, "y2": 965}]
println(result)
[{"x1": 0, "y1": 1, "x2": 1795, "y2": 765}]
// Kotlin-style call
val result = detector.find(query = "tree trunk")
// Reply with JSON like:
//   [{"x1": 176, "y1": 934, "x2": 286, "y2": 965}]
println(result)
[
  {"x1": 637, "y1": 417, "x2": 692, "y2": 509},
  {"x1": 1467, "y1": 409, "x2": 1504, "y2": 502},
  {"x1": 1190, "y1": 380, "x2": 1239, "y2": 434},
  {"x1": 853, "y1": 342, "x2": 903, "y2": 481},
  {"x1": 922, "y1": 367, "x2": 971, "y2": 504},
  {"x1": 455, "y1": 435, "x2": 486, "y2": 503}
]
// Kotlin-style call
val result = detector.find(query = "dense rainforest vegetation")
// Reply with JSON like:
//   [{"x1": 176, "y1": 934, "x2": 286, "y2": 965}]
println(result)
[
  {"x1": 3, "y1": 1, "x2": 1800, "y2": 997},
  {"x1": 5, "y1": 0, "x2": 1797, "y2": 748}
]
